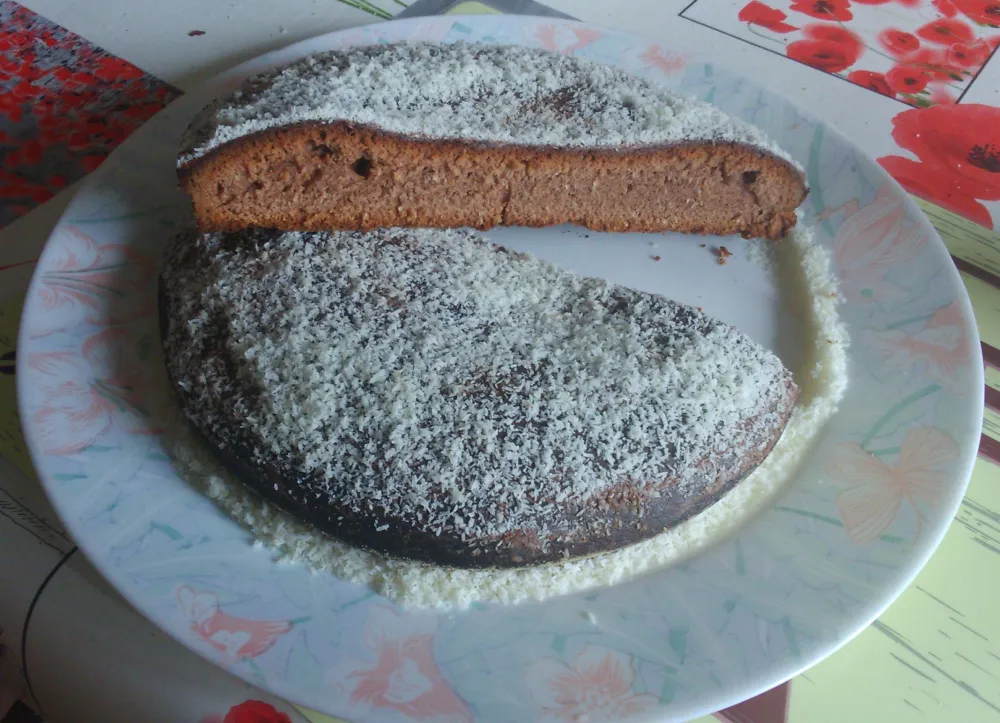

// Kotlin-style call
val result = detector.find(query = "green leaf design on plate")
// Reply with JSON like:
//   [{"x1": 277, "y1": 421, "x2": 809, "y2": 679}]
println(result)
[
  {"x1": 551, "y1": 634, "x2": 567, "y2": 654},
  {"x1": 669, "y1": 627, "x2": 688, "y2": 662}
]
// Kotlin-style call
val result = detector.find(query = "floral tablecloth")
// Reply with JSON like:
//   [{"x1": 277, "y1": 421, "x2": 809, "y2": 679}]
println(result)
[{"x1": 1, "y1": 0, "x2": 1000, "y2": 721}]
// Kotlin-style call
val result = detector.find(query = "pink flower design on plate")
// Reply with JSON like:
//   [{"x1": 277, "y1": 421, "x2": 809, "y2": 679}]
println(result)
[
  {"x1": 832, "y1": 193, "x2": 927, "y2": 305},
  {"x1": 826, "y1": 427, "x2": 958, "y2": 544},
  {"x1": 525, "y1": 645, "x2": 658, "y2": 723},
  {"x1": 336, "y1": 608, "x2": 471, "y2": 722},
  {"x1": 177, "y1": 586, "x2": 292, "y2": 660},
  {"x1": 30, "y1": 225, "x2": 155, "y2": 337},
  {"x1": 28, "y1": 328, "x2": 157, "y2": 455},
  {"x1": 639, "y1": 44, "x2": 687, "y2": 75},
  {"x1": 536, "y1": 25, "x2": 603, "y2": 53},
  {"x1": 865, "y1": 301, "x2": 971, "y2": 390}
]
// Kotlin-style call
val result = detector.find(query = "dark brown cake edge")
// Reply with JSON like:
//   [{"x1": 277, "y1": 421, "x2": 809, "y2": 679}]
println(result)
[{"x1": 158, "y1": 273, "x2": 800, "y2": 570}]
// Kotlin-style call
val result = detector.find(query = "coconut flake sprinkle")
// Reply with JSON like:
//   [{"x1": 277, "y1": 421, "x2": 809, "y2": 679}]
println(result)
[
  {"x1": 161, "y1": 227, "x2": 793, "y2": 552},
  {"x1": 178, "y1": 42, "x2": 800, "y2": 169}
]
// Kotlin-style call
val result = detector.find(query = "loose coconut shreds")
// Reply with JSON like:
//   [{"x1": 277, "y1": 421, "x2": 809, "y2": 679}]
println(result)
[
  {"x1": 163, "y1": 221, "x2": 848, "y2": 609},
  {"x1": 162, "y1": 227, "x2": 792, "y2": 544},
  {"x1": 178, "y1": 42, "x2": 801, "y2": 170}
]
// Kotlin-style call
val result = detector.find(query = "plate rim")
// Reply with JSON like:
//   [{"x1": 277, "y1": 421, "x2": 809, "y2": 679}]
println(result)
[{"x1": 16, "y1": 14, "x2": 985, "y2": 722}]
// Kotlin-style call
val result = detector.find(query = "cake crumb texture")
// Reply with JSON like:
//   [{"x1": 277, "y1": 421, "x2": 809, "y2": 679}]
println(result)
[{"x1": 178, "y1": 43, "x2": 807, "y2": 239}]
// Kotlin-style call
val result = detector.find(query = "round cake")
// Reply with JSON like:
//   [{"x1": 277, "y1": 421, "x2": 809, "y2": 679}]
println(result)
[{"x1": 160, "y1": 226, "x2": 799, "y2": 568}]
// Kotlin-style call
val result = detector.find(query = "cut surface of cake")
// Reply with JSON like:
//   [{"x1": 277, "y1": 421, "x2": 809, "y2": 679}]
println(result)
[
  {"x1": 178, "y1": 42, "x2": 807, "y2": 240},
  {"x1": 160, "y1": 227, "x2": 799, "y2": 568}
]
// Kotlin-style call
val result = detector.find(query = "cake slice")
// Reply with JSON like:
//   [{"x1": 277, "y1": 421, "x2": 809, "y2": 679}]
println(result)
[
  {"x1": 161, "y1": 226, "x2": 799, "y2": 568},
  {"x1": 178, "y1": 42, "x2": 807, "y2": 240}
]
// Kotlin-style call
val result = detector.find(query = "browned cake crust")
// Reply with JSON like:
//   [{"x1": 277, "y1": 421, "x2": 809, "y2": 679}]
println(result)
[
  {"x1": 160, "y1": 227, "x2": 800, "y2": 569},
  {"x1": 179, "y1": 122, "x2": 807, "y2": 240}
]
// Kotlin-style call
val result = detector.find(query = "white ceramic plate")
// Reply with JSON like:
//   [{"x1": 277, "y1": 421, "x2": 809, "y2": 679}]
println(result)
[{"x1": 18, "y1": 16, "x2": 983, "y2": 723}]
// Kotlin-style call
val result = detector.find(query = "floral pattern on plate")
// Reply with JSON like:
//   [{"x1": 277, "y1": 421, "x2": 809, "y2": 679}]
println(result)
[{"x1": 16, "y1": 16, "x2": 982, "y2": 723}]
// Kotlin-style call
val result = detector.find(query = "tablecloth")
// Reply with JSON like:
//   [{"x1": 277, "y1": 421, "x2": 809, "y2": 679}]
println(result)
[{"x1": 1, "y1": 0, "x2": 999, "y2": 721}]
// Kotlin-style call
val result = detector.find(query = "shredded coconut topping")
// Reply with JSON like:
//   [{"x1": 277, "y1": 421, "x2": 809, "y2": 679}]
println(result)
[
  {"x1": 163, "y1": 220, "x2": 848, "y2": 608},
  {"x1": 162, "y1": 228, "x2": 793, "y2": 551},
  {"x1": 178, "y1": 42, "x2": 799, "y2": 168}
]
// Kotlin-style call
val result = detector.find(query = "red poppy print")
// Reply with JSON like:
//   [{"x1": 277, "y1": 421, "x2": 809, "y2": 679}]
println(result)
[
  {"x1": 893, "y1": 104, "x2": 1000, "y2": 196},
  {"x1": 223, "y1": 701, "x2": 293, "y2": 723},
  {"x1": 952, "y1": 0, "x2": 1000, "y2": 25},
  {"x1": 200, "y1": 701, "x2": 294, "y2": 723},
  {"x1": 786, "y1": 24, "x2": 864, "y2": 72},
  {"x1": 716, "y1": 0, "x2": 998, "y2": 108},
  {"x1": 929, "y1": 84, "x2": 958, "y2": 104},
  {"x1": 880, "y1": 156, "x2": 993, "y2": 226},
  {"x1": 933, "y1": 0, "x2": 960, "y2": 15},
  {"x1": 0, "y1": 2, "x2": 180, "y2": 227},
  {"x1": 886, "y1": 65, "x2": 931, "y2": 93},
  {"x1": 848, "y1": 70, "x2": 895, "y2": 95},
  {"x1": 878, "y1": 104, "x2": 1000, "y2": 228},
  {"x1": 906, "y1": 47, "x2": 964, "y2": 81},
  {"x1": 878, "y1": 29, "x2": 921, "y2": 55},
  {"x1": 789, "y1": 0, "x2": 854, "y2": 20},
  {"x1": 738, "y1": 1, "x2": 799, "y2": 31},
  {"x1": 948, "y1": 39, "x2": 991, "y2": 66},
  {"x1": 916, "y1": 18, "x2": 975, "y2": 44}
]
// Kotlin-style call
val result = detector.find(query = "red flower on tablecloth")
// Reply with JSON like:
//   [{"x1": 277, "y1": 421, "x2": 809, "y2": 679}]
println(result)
[
  {"x1": 878, "y1": 28, "x2": 921, "y2": 55},
  {"x1": 880, "y1": 156, "x2": 993, "y2": 226},
  {"x1": 28, "y1": 226, "x2": 156, "y2": 337},
  {"x1": 177, "y1": 587, "x2": 292, "y2": 660},
  {"x1": 224, "y1": 701, "x2": 293, "y2": 723},
  {"x1": 335, "y1": 608, "x2": 472, "y2": 722},
  {"x1": 930, "y1": 84, "x2": 959, "y2": 104},
  {"x1": 738, "y1": 1, "x2": 799, "y2": 32},
  {"x1": 848, "y1": 70, "x2": 895, "y2": 96},
  {"x1": 832, "y1": 193, "x2": 927, "y2": 304},
  {"x1": 525, "y1": 645, "x2": 658, "y2": 723},
  {"x1": 916, "y1": 18, "x2": 975, "y2": 44},
  {"x1": 0, "y1": 2, "x2": 180, "y2": 225},
  {"x1": 886, "y1": 65, "x2": 931, "y2": 93},
  {"x1": 28, "y1": 328, "x2": 158, "y2": 455},
  {"x1": 948, "y1": 39, "x2": 992, "y2": 66},
  {"x1": 878, "y1": 104, "x2": 1000, "y2": 228},
  {"x1": 199, "y1": 701, "x2": 294, "y2": 723},
  {"x1": 827, "y1": 427, "x2": 957, "y2": 544},
  {"x1": 903, "y1": 47, "x2": 964, "y2": 82},
  {"x1": 786, "y1": 24, "x2": 864, "y2": 72},
  {"x1": 933, "y1": 0, "x2": 961, "y2": 15},
  {"x1": 951, "y1": 0, "x2": 1000, "y2": 25},
  {"x1": 789, "y1": 0, "x2": 854, "y2": 20}
]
